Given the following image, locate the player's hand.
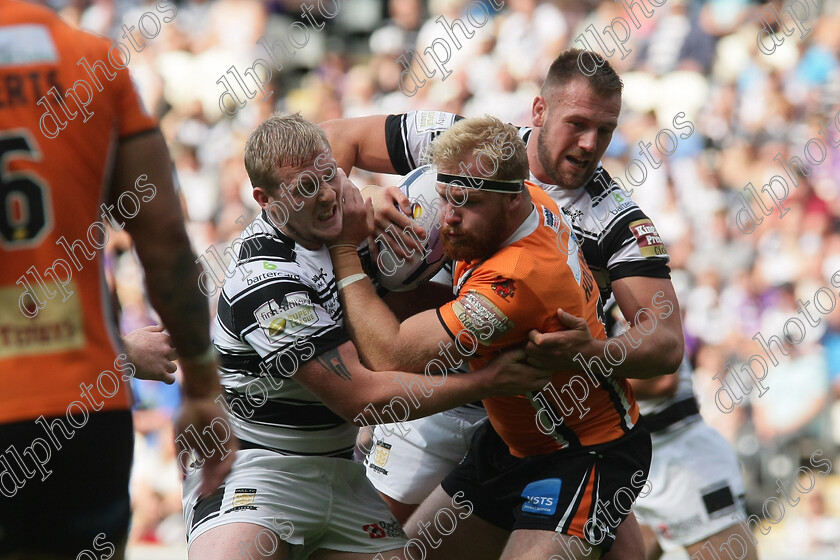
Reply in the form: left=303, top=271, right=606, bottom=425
left=525, top=308, right=595, bottom=370
left=173, top=378, right=237, bottom=497
left=123, top=325, right=177, bottom=384
left=366, top=185, right=425, bottom=260
left=331, top=173, right=375, bottom=247
left=482, top=349, right=552, bottom=397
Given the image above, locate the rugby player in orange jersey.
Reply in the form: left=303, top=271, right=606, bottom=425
left=0, top=2, right=232, bottom=558
left=328, top=116, right=651, bottom=559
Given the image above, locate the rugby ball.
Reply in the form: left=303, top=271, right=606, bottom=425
left=374, top=165, right=447, bottom=292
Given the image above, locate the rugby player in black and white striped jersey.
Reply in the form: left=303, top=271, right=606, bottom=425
left=180, top=113, right=552, bottom=560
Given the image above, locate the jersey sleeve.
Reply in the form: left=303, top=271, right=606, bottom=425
left=112, top=67, right=158, bottom=138
left=592, top=170, right=671, bottom=281
left=385, top=110, right=462, bottom=175
left=603, top=209, right=672, bottom=281
left=220, top=260, right=349, bottom=372
left=436, top=263, right=557, bottom=354
left=97, top=38, right=157, bottom=139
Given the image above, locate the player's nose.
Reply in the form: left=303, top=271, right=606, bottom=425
left=319, top=181, right=337, bottom=203
left=579, top=128, right=597, bottom=152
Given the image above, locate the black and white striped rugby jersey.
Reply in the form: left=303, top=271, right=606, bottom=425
left=384, top=110, right=672, bottom=304
left=212, top=210, right=357, bottom=458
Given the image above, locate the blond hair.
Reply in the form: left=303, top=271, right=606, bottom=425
left=428, top=115, right=528, bottom=181
left=244, top=112, right=329, bottom=193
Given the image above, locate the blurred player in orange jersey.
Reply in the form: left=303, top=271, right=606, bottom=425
left=0, top=1, right=233, bottom=558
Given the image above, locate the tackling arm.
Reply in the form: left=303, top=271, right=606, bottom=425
left=330, top=243, right=466, bottom=372
left=320, top=115, right=394, bottom=175
left=526, top=277, right=684, bottom=379
left=294, top=340, right=550, bottom=425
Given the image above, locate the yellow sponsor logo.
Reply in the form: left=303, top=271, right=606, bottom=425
left=374, top=445, right=391, bottom=467
left=232, top=489, right=256, bottom=507
left=268, top=317, right=286, bottom=337
left=0, top=282, right=85, bottom=359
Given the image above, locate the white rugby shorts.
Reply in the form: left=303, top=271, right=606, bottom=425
left=183, top=448, right=408, bottom=559
left=363, top=408, right=488, bottom=504
left=634, top=420, right=748, bottom=550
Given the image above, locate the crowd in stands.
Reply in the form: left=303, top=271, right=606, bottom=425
left=47, top=0, right=840, bottom=555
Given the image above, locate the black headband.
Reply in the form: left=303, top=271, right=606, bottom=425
left=436, top=173, right=524, bottom=193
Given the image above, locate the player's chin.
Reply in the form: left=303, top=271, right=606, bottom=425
left=442, top=239, right=481, bottom=262
left=556, top=163, right=591, bottom=188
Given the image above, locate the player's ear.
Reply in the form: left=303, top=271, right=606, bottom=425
left=252, top=186, right=271, bottom=208
left=508, top=190, right=523, bottom=209
left=532, top=96, right=547, bottom=127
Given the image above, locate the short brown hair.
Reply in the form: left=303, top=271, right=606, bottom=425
left=428, top=115, right=528, bottom=182
left=244, top=112, right=329, bottom=193
left=541, top=48, right=623, bottom=98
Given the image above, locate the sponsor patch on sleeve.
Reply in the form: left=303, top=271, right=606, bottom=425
left=451, top=290, right=514, bottom=345
left=413, top=110, right=456, bottom=133
left=629, top=219, right=668, bottom=258
left=521, top=478, right=562, bottom=516
left=254, top=292, right=318, bottom=341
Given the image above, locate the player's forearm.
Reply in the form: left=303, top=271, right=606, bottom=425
left=583, top=320, right=684, bottom=379
left=628, top=371, right=679, bottom=399
left=112, top=132, right=217, bottom=393
left=139, top=242, right=208, bottom=353
left=352, top=368, right=490, bottom=426
left=607, top=279, right=685, bottom=379
left=329, top=247, right=420, bottom=371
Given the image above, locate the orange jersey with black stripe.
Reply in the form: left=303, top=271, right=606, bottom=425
left=0, top=0, right=157, bottom=423
left=438, top=184, right=639, bottom=456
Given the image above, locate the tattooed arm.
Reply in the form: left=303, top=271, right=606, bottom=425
left=112, top=131, right=233, bottom=496
left=112, top=131, right=213, bottom=375
left=293, top=341, right=552, bottom=426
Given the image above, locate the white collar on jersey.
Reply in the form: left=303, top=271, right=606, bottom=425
left=527, top=163, right=604, bottom=193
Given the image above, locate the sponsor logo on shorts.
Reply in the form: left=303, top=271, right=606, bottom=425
left=656, top=514, right=702, bottom=539
left=363, top=523, right=386, bottom=539
left=232, top=488, right=256, bottom=507
left=225, top=488, right=258, bottom=513
left=629, top=219, right=668, bottom=258
left=521, top=478, right=562, bottom=516
left=373, top=442, right=391, bottom=468
left=701, top=483, right=736, bottom=518
left=363, top=520, right=406, bottom=539
left=415, top=110, right=454, bottom=132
